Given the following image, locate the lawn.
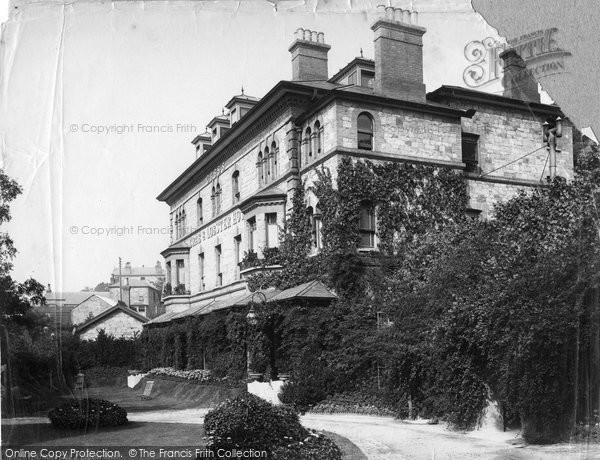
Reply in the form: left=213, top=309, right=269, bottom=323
left=2, top=379, right=367, bottom=459
left=2, top=421, right=205, bottom=446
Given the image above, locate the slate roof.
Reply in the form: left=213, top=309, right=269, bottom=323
left=269, top=280, right=337, bottom=302
left=45, top=292, right=99, bottom=306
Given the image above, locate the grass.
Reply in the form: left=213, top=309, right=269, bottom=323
left=2, top=421, right=205, bottom=447
left=3, top=379, right=367, bottom=459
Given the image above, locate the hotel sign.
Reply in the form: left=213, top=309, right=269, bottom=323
left=188, top=209, right=243, bottom=248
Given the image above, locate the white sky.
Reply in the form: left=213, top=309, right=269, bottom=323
left=1, top=0, right=507, bottom=291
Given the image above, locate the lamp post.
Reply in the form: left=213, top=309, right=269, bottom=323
left=543, top=116, right=563, bottom=180
left=246, top=292, right=266, bottom=383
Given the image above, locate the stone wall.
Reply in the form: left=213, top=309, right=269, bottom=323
left=441, top=99, right=573, bottom=181
left=334, top=101, right=462, bottom=164
left=79, top=311, right=144, bottom=340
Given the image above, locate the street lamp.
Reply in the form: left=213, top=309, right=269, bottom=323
left=246, top=292, right=266, bottom=382
left=543, top=116, right=563, bottom=180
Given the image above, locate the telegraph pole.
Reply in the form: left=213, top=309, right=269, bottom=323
left=119, top=257, right=123, bottom=302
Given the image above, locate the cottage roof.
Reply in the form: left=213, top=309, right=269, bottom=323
left=75, top=303, right=148, bottom=333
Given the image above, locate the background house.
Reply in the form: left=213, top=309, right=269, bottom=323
left=74, top=303, right=148, bottom=340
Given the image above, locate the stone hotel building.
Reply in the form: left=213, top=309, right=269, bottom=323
left=156, top=6, right=573, bottom=314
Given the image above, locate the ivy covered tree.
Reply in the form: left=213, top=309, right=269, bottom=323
left=0, top=170, right=45, bottom=325
left=380, top=149, right=600, bottom=441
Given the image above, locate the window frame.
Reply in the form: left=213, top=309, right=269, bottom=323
left=358, top=201, right=376, bottom=249
left=357, top=112, right=374, bottom=151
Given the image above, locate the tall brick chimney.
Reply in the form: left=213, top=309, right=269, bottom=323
left=500, top=49, right=540, bottom=103
left=288, top=28, right=331, bottom=81
left=371, top=5, right=426, bottom=102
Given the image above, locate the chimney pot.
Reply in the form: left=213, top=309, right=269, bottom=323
left=410, top=11, right=418, bottom=26
left=376, top=5, right=385, bottom=18
left=289, top=28, right=331, bottom=81
left=394, top=8, right=403, bottom=22
left=402, top=10, right=411, bottom=23
left=385, top=6, right=394, bottom=20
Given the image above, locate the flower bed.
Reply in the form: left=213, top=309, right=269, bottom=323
left=148, top=367, right=212, bottom=381
left=48, top=398, right=128, bottom=429
left=146, top=367, right=244, bottom=388
left=309, top=391, right=397, bottom=417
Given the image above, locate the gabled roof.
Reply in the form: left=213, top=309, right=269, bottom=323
left=75, top=303, right=148, bottom=333
left=270, top=280, right=337, bottom=302
left=45, top=292, right=100, bottom=306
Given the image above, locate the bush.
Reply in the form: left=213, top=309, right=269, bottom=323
left=279, top=380, right=326, bottom=414
left=48, top=398, right=128, bottom=429
left=204, top=393, right=340, bottom=459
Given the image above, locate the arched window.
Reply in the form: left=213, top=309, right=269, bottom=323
left=257, top=152, right=264, bottom=185
left=211, top=187, right=216, bottom=217
left=264, top=147, right=271, bottom=182
left=306, top=205, right=323, bottom=251
left=314, top=121, right=322, bottom=156
left=197, top=197, right=203, bottom=227
left=358, top=201, right=376, bottom=248
left=305, top=127, right=313, bottom=162
left=232, top=171, right=240, bottom=204
left=271, top=141, right=278, bottom=179
left=181, top=209, right=187, bottom=236
left=215, top=183, right=222, bottom=214
left=357, top=112, right=374, bottom=150
left=314, top=203, right=323, bottom=250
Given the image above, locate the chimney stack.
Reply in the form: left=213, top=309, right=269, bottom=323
left=500, top=49, right=540, bottom=103
left=371, top=5, right=426, bottom=102
left=288, top=28, right=331, bottom=81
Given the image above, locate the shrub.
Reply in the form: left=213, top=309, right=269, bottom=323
left=204, top=393, right=340, bottom=459
left=48, top=398, right=128, bottom=429
left=279, top=380, right=326, bottom=414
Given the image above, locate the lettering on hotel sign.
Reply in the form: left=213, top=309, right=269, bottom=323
left=189, top=210, right=243, bottom=248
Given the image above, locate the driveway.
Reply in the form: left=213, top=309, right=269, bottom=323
left=300, top=413, right=600, bottom=460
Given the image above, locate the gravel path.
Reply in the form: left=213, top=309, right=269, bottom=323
left=300, top=413, right=600, bottom=460
left=5, top=410, right=599, bottom=459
